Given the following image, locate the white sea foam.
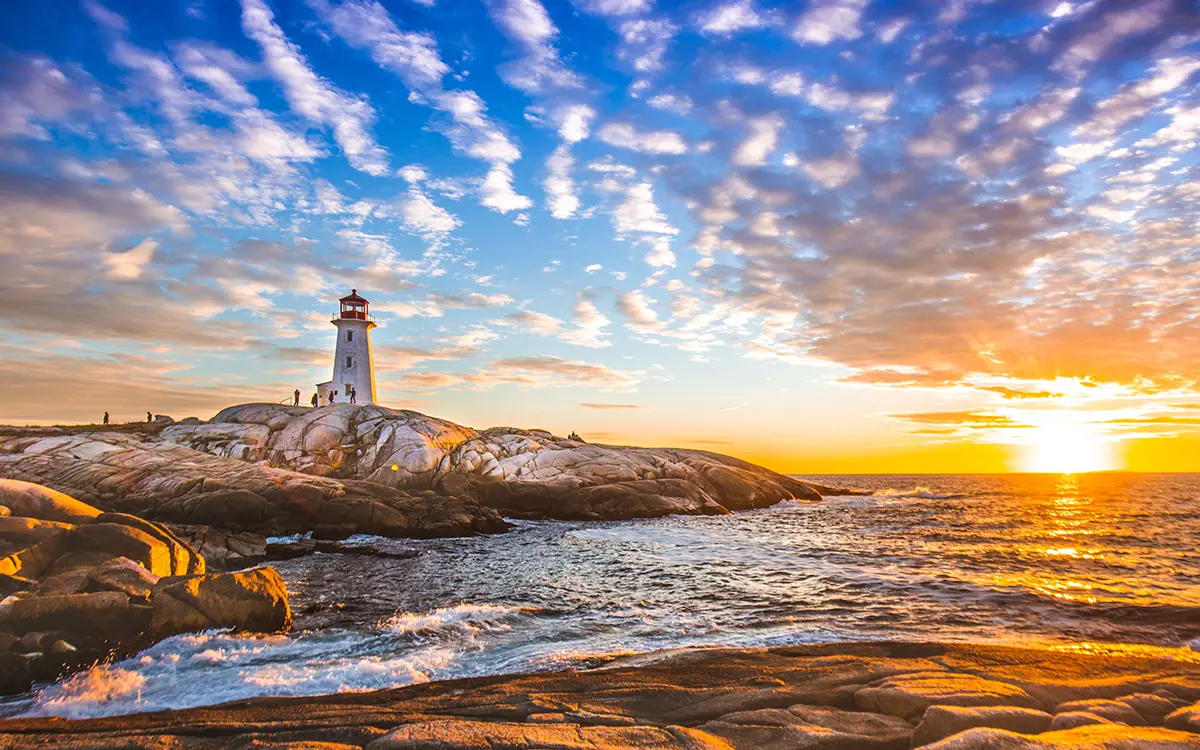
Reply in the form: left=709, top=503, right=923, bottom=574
left=381, top=603, right=525, bottom=639
left=869, top=486, right=959, bottom=499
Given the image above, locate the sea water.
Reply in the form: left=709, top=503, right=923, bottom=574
left=4, top=472, right=1198, bottom=718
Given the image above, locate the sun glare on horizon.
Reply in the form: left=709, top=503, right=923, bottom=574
left=1018, top=423, right=1118, bottom=474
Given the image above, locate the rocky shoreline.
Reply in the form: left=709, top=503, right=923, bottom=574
left=0, top=479, right=291, bottom=695
left=0, top=403, right=831, bottom=546
left=2, top=641, right=1199, bottom=748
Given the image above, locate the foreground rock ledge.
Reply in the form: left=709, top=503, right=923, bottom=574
left=2, top=642, right=1200, bottom=748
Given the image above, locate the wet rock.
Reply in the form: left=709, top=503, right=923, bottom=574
left=856, top=672, right=1044, bottom=720
left=267, top=539, right=318, bottom=560
left=313, top=541, right=419, bottom=559
left=87, top=556, right=160, bottom=599
left=913, top=706, right=1054, bottom=745
left=920, top=724, right=1200, bottom=748
left=1054, top=698, right=1145, bottom=725
left=150, top=566, right=291, bottom=637
left=366, top=720, right=732, bottom=750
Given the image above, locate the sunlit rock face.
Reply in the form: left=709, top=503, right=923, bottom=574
left=0, top=431, right=506, bottom=539
left=0, top=479, right=290, bottom=695
left=162, top=403, right=821, bottom=520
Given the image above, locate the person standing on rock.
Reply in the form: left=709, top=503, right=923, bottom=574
left=311, top=392, right=318, bottom=408
left=349, top=385, right=357, bottom=404
left=103, top=412, right=109, bottom=426
left=147, top=411, right=152, bottom=423
left=293, top=389, right=300, bottom=406
left=329, top=390, right=337, bottom=404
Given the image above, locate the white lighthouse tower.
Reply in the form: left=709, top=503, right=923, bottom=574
left=316, top=289, right=378, bottom=406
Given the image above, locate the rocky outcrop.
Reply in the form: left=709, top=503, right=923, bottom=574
left=0, top=642, right=1198, bottom=748
left=0, top=433, right=507, bottom=539
left=162, top=403, right=822, bottom=520
left=0, top=480, right=292, bottom=694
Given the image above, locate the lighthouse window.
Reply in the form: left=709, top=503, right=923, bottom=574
left=346, top=331, right=353, bottom=342
left=346, top=356, right=353, bottom=368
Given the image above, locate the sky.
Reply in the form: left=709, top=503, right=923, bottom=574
left=2, top=0, right=1199, bottom=474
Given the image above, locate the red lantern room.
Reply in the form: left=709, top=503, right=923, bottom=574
left=338, top=289, right=371, bottom=321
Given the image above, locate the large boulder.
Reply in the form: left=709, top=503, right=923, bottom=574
left=0, top=479, right=101, bottom=524
left=150, top=566, right=291, bottom=637
left=0, top=591, right=138, bottom=636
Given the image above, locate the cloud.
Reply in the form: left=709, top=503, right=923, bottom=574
left=396, top=184, right=460, bottom=248
left=560, top=292, right=613, bottom=347
left=616, top=18, right=678, bottom=74
left=597, top=122, right=688, bottom=154
left=581, top=402, right=643, bottom=409
left=240, top=0, right=389, bottom=175
left=103, top=238, right=158, bottom=280
left=889, top=410, right=1025, bottom=429
left=573, top=0, right=650, bottom=16
left=697, top=0, right=771, bottom=36
left=733, top=113, right=784, bottom=167
left=486, top=0, right=583, bottom=93
left=544, top=144, right=580, bottom=219
left=793, top=0, right=868, bottom=45
left=617, top=289, right=664, bottom=333
left=0, top=56, right=103, bottom=139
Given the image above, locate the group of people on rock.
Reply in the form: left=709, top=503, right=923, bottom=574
left=292, top=386, right=358, bottom=407
left=100, top=411, right=156, bottom=425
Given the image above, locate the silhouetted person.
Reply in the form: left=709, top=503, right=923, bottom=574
left=293, top=389, right=300, bottom=406
left=349, top=385, right=357, bottom=404
left=103, top=412, right=109, bottom=426
left=311, top=392, right=318, bottom=408
left=329, top=390, right=337, bottom=404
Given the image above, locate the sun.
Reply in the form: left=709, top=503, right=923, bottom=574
left=1018, top=423, right=1117, bottom=473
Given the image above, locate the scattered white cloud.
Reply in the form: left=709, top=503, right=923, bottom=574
left=793, top=0, right=868, bottom=45
left=241, top=0, right=389, bottom=175
left=597, top=122, right=687, bottom=154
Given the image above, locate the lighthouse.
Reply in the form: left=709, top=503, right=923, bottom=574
left=316, top=289, right=378, bottom=406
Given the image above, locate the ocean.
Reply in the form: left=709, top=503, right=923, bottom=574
left=4, top=472, right=1198, bottom=718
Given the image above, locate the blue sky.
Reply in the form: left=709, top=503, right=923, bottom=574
left=2, top=0, right=1199, bottom=471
